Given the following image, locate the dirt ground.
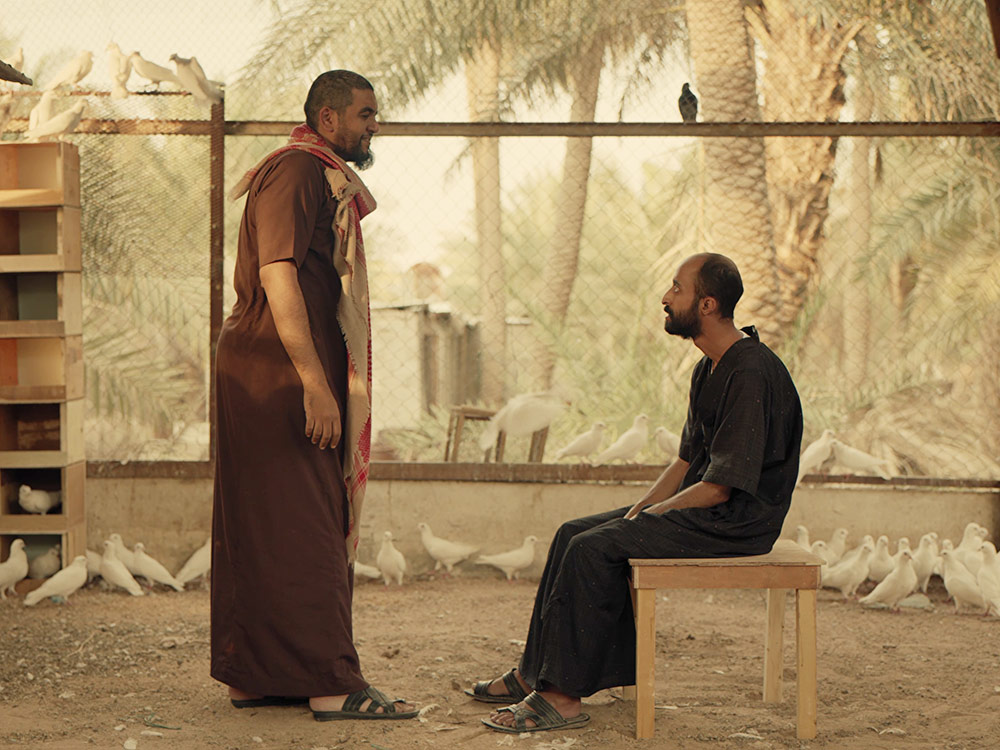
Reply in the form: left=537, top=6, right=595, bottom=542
left=1, top=573, right=998, bottom=750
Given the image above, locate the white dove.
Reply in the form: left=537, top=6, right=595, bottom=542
left=133, top=543, right=184, bottom=591
left=891, top=537, right=911, bottom=566
left=44, top=50, right=93, bottom=90
left=830, top=439, right=891, bottom=479
left=940, top=548, right=985, bottom=613
left=479, top=391, right=570, bottom=453
left=837, top=535, right=874, bottom=570
left=24, top=100, right=87, bottom=142
left=128, top=52, right=180, bottom=88
left=175, top=537, right=211, bottom=585
left=0, top=539, right=28, bottom=600
left=554, top=422, right=605, bottom=461
left=376, top=531, right=406, bottom=586
left=977, top=542, right=1000, bottom=616
left=795, top=429, right=835, bottom=485
left=594, top=414, right=649, bottom=464
left=28, top=91, right=56, bottom=131
left=105, top=42, right=131, bottom=99
left=475, top=536, right=538, bottom=581
left=24, top=556, right=88, bottom=606
left=417, top=522, right=478, bottom=574
left=859, top=549, right=917, bottom=610
left=85, top=549, right=103, bottom=581
left=353, top=561, right=381, bottom=582
left=954, top=522, right=988, bottom=576
left=867, top=536, right=895, bottom=583
left=169, top=54, right=222, bottom=105
left=99, top=540, right=143, bottom=596
left=654, top=426, right=681, bottom=458
left=911, top=534, right=939, bottom=592
left=825, top=528, right=849, bottom=565
left=794, top=524, right=811, bottom=553
left=810, top=540, right=833, bottom=565
left=933, top=538, right=954, bottom=577
left=28, top=545, right=61, bottom=579
left=18, top=484, right=61, bottom=514
left=821, top=541, right=873, bottom=598
left=108, top=533, right=139, bottom=574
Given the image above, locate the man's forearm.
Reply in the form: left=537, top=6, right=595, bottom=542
left=259, top=261, right=327, bottom=389
left=648, top=480, right=730, bottom=514
left=637, top=458, right=689, bottom=505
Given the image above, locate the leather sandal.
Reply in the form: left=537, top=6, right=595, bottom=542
left=464, top=667, right=530, bottom=704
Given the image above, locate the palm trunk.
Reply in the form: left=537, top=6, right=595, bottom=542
left=465, top=39, right=506, bottom=405
left=528, top=36, right=604, bottom=389
left=685, top=0, right=781, bottom=344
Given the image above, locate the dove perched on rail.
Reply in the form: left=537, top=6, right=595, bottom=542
left=18, top=485, right=61, bottom=514
left=417, top=522, right=478, bottom=574
left=128, top=52, right=180, bottom=88
left=100, top=540, right=143, bottom=596
left=28, top=545, right=61, bottom=579
left=831, top=439, right=892, bottom=479
left=678, top=83, right=698, bottom=123
left=24, top=556, right=88, bottom=606
left=859, top=549, right=917, bottom=610
left=0, top=539, right=28, bottom=599
left=28, top=91, right=56, bottom=132
left=594, top=414, right=649, bottom=464
left=169, top=54, right=222, bottom=105
left=479, top=391, right=570, bottom=453
left=376, top=531, right=406, bottom=586
left=554, top=422, right=605, bottom=462
left=795, top=429, right=835, bottom=486
left=654, top=426, right=681, bottom=458
left=940, top=548, right=985, bottom=613
left=24, top=100, right=87, bottom=143
left=105, top=42, right=131, bottom=99
left=133, top=543, right=184, bottom=591
left=174, top=537, right=211, bottom=585
left=867, top=535, right=894, bottom=583
left=43, top=50, right=93, bottom=90
left=475, top=536, right=538, bottom=581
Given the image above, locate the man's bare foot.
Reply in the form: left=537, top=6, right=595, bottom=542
left=488, top=690, right=582, bottom=728
left=484, top=668, right=531, bottom=699
left=310, top=692, right=415, bottom=714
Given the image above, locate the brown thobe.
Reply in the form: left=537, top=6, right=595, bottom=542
left=211, top=150, right=367, bottom=697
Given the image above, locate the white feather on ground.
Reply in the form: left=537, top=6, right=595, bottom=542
left=24, top=556, right=88, bottom=606
left=18, top=485, right=60, bottom=514
left=376, top=531, right=406, bottom=586
left=860, top=549, right=917, bottom=609
left=43, top=51, right=93, bottom=90
left=830, top=439, right=892, bottom=479
left=0, top=539, right=28, bottom=600
left=28, top=545, right=61, bottom=579
left=24, top=100, right=87, bottom=142
left=99, top=540, right=144, bottom=596
left=133, top=543, right=184, bottom=591
left=417, top=522, right=478, bottom=574
left=594, top=414, right=649, bottom=464
left=475, top=536, right=538, bottom=581
left=478, top=391, right=571, bottom=453
left=940, top=548, right=985, bottom=613
left=867, top=536, right=895, bottom=583
left=977, top=542, right=1000, bottom=616
left=796, top=429, right=835, bottom=485
left=174, top=537, right=211, bottom=585
left=654, top=426, right=681, bottom=458
left=554, top=422, right=605, bottom=461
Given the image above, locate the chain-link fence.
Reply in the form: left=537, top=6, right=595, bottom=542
left=3, top=0, right=999, bottom=478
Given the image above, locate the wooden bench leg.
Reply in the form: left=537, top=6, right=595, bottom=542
left=634, top=587, right=656, bottom=739
left=763, top=588, right=786, bottom=703
left=796, top=588, right=818, bottom=739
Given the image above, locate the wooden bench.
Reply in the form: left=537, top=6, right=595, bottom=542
left=625, top=540, right=822, bottom=740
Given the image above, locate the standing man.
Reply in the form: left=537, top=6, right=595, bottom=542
left=212, top=70, right=416, bottom=721
left=470, top=253, right=803, bottom=734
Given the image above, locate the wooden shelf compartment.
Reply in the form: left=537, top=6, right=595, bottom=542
left=0, top=143, right=80, bottom=208
left=2, top=525, right=86, bottom=582
left=0, top=401, right=84, bottom=467
left=0, top=272, right=81, bottom=337
left=0, top=335, right=84, bottom=402
left=0, top=462, right=84, bottom=522
left=0, top=207, right=82, bottom=273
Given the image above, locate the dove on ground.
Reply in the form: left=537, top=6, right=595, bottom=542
left=554, top=422, right=606, bottom=462
left=478, top=391, right=571, bottom=453
left=594, top=414, right=649, bottom=464
left=821, top=541, right=873, bottom=598
left=954, top=522, right=988, bottom=576
left=933, top=538, right=954, bottom=577
left=24, top=556, right=88, bottom=606
left=867, top=535, right=895, bottom=583
left=794, top=524, right=811, bottom=553
left=977, top=542, right=1000, bottom=616
left=417, top=522, right=478, bottom=574
left=174, top=537, right=211, bottom=585
left=837, top=535, right=874, bottom=570
left=891, top=537, right=911, bottom=567
left=475, top=536, right=538, bottom=581
left=826, top=528, right=849, bottom=565
left=128, top=52, right=180, bottom=88
left=169, top=54, right=222, bottom=105
left=44, top=51, right=93, bottom=90
left=859, top=549, right=918, bottom=610
left=376, top=531, right=406, bottom=586
left=105, top=42, right=131, bottom=99
left=85, top=548, right=103, bottom=581
left=28, top=545, right=61, bottom=579
left=99, top=540, right=143, bottom=596
left=0, top=539, right=28, bottom=599
left=353, top=561, right=381, bottom=581
left=108, top=533, right=139, bottom=574
left=795, top=429, right=835, bottom=486
left=940, top=548, right=985, bottom=613
left=912, top=534, right=939, bottom=592
left=133, top=543, right=184, bottom=591
left=24, top=100, right=87, bottom=142
left=654, top=426, right=681, bottom=458
left=28, top=91, right=56, bottom=131
left=18, top=484, right=61, bottom=514
left=830, top=439, right=892, bottom=479
left=678, top=82, right=698, bottom=123
left=810, top=540, right=833, bottom=565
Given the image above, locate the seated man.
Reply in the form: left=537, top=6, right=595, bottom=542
left=469, top=252, right=803, bottom=734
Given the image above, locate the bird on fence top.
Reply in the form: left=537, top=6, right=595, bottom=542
left=133, top=543, right=184, bottom=591
left=678, top=82, right=698, bottom=123
left=0, top=539, right=28, bottom=600
left=28, top=545, right=61, bottom=579
left=654, top=426, right=681, bottom=458
left=28, top=91, right=56, bottom=131
left=478, top=390, right=571, bottom=453
left=594, top=414, right=649, bottom=464
left=105, top=42, right=131, bottom=99
left=475, top=536, right=538, bottom=581
left=24, top=556, right=88, bottom=606
left=795, top=429, right=835, bottom=486
left=18, top=485, right=60, bottom=514
left=376, top=531, right=407, bottom=586
left=169, top=53, right=222, bottom=106
left=128, top=51, right=180, bottom=88
left=99, top=540, right=144, bottom=596
left=417, top=522, right=478, bottom=574
left=174, top=537, right=211, bottom=585
left=859, top=549, right=917, bottom=610
left=830, top=438, right=892, bottom=479
left=43, top=50, right=92, bottom=90
left=23, top=99, right=87, bottom=143
left=554, top=421, right=606, bottom=462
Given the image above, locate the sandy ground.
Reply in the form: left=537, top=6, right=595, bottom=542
left=1, top=573, right=999, bottom=750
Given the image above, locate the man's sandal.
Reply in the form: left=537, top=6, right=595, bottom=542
left=311, top=686, right=418, bottom=721
left=465, top=667, right=530, bottom=704
left=481, top=691, right=591, bottom=734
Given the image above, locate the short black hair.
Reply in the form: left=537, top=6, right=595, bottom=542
left=694, top=253, right=743, bottom=319
left=304, top=70, right=374, bottom=130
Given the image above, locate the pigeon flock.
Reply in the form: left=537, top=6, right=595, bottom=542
left=795, top=429, right=893, bottom=485
left=0, top=534, right=210, bottom=606
left=0, top=44, right=223, bottom=142
left=791, top=521, right=999, bottom=616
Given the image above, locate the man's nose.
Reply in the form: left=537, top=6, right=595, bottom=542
left=370, top=120, right=381, bottom=134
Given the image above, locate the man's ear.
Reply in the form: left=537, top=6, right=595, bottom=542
left=700, top=296, right=718, bottom=315
left=318, top=105, right=339, bottom=132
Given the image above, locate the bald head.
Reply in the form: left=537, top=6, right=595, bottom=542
left=687, top=253, right=743, bottom=319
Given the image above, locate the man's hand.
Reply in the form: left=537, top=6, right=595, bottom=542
left=303, top=382, right=341, bottom=449
left=624, top=499, right=655, bottom=520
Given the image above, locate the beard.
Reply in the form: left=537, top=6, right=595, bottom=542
left=334, top=138, right=374, bottom=170
left=664, top=298, right=702, bottom=339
